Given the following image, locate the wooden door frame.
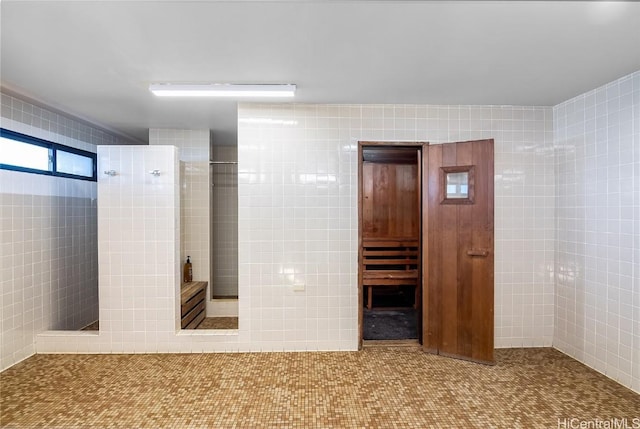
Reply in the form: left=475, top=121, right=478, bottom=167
left=357, top=141, right=428, bottom=349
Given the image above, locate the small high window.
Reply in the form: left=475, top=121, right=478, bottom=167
left=55, top=148, right=95, bottom=179
left=0, top=128, right=96, bottom=181
left=446, top=171, right=469, bottom=199
left=0, top=135, right=51, bottom=172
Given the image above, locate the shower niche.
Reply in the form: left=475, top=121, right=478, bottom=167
left=209, top=146, right=238, bottom=299
left=202, top=144, right=239, bottom=328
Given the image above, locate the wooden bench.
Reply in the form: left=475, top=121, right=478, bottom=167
left=181, top=281, right=207, bottom=329
left=362, top=238, right=419, bottom=310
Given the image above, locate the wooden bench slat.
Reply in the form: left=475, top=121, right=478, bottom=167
left=181, top=281, right=208, bottom=329
left=181, top=281, right=207, bottom=305
left=363, top=250, right=419, bottom=256
left=181, top=299, right=205, bottom=328
left=363, top=277, right=418, bottom=283
left=181, top=289, right=206, bottom=317
left=361, top=239, right=420, bottom=310
left=185, top=309, right=205, bottom=329
left=363, top=237, right=418, bottom=243
left=363, top=243, right=418, bottom=249
left=364, top=259, right=418, bottom=265
left=363, top=279, right=419, bottom=286
left=364, top=269, right=419, bottom=275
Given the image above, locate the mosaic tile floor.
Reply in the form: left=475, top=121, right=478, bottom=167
left=196, top=317, right=239, bottom=330
left=1, top=348, right=638, bottom=428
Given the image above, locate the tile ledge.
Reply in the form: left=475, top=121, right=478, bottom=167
left=177, top=329, right=239, bottom=336
left=38, top=330, right=99, bottom=337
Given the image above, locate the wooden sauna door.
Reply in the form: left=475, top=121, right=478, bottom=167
left=424, top=139, right=495, bottom=364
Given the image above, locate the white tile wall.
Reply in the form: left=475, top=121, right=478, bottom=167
left=1, top=93, right=134, bottom=149
left=553, top=71, right=640, bottom=392
left=94, top=145, right=181, bottom=352
left=0, top=91, right=128, bottom=371
left=149, top=129, right=210, bottom=289
left=0, top=171, right=99, bottom=369
left=237, top=103, right=555, bottom=351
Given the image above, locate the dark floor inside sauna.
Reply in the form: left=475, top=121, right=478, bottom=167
left=364, top=309, right=418, bottom=340
left=363, top=288, right=418, bottom=340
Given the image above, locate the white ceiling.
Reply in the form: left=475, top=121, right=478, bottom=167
left=1, top=1, right=639, bottom=145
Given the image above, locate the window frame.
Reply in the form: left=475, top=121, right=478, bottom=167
left=440, top=165, right=475, bottom=205
left=0, top=128, right=97, bottom=182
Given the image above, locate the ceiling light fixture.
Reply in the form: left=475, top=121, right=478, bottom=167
left=149, top=83, right=296, bottom=98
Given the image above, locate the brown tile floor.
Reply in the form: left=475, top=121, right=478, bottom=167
left=196, top=317, right=239, bottom=330
left=1, top=348, right=638, bottom=428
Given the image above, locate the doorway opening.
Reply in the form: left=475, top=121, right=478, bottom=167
left=210, top=147, right=239, bottom=299
left=203, top=145, right=239, bottom=330
left=358, top=143, right=423, bottom=343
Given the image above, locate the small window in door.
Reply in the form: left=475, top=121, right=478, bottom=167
left=441, top=165, right=475, bottom=204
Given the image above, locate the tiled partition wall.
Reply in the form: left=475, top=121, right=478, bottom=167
left=0, top=92, right=133, bottom=370
left=553, top=71, right=640, bottom=392
left=149, top=129, right=210, bottom=288
left=96, top=146, right=180, bottom=351
left=36, top=146, right=182, bottom=353
left=37, top=145, right=244, bottom=354
left=237, top=103, right=555, bottom=350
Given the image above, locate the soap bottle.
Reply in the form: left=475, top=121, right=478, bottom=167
left=183, top=256, right=193, bottom=283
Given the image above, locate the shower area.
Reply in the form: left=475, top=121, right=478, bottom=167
left=210, top=146, right=239, bottom=301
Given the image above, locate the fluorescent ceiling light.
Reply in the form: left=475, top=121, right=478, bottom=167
left=149, top=83, right=296, bottom=98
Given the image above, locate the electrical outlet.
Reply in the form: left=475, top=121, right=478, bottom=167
left=292, top=284, right=305, bottom=292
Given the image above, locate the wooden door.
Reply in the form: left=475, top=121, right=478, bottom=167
left=424, top=139, right=494, bottom=364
